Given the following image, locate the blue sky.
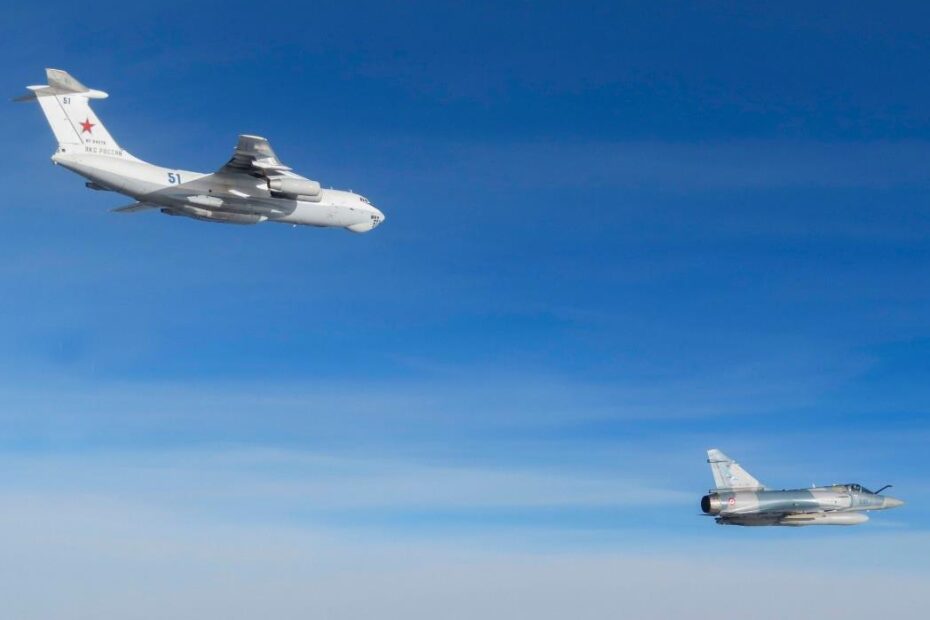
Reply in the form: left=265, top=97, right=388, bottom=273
left=2, top=2, right=930, bottom=617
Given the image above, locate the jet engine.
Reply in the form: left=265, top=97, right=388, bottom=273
left=267, top=177, right=322, bottom=199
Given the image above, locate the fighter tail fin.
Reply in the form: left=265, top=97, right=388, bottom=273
left=707, top=449, right=766, bottom=490
left=15, top=68, right=137, bottom=161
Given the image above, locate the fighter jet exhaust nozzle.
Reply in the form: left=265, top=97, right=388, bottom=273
left=701, top=494, right=723, bottom=515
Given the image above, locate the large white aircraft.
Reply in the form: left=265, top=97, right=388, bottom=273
left=16, top=69, right=385, bottom=231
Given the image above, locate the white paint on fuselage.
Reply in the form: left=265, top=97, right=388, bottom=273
left=52, top=151, right=385, bottom=232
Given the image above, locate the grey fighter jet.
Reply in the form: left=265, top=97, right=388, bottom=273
left=700, top=449, right=903, bottom=526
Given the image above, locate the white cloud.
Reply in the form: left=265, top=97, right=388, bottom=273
left=0, top=350, right=864, bottom=443
left=0, top=448, right=688, bottom=513
left=0, top=491, right=926, bottom=620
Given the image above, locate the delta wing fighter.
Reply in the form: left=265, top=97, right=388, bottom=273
left=16, top=69, right=384, bottom=232
left=700, top=449, right=903, bottom=526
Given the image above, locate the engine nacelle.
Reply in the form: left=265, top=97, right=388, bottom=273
left=267, top=177, right=322, bottom=198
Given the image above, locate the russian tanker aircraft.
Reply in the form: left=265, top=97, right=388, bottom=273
left=16, top=69, right=385, bottom=231
left=700, top=449, right=903, bottom=526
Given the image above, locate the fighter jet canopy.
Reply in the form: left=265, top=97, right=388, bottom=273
left=833, top=483, right=874, bottom=493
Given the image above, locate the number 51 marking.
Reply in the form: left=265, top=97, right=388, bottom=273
left=167, top=172, right=182, bottom=184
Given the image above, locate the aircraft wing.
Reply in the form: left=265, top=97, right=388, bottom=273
left=217, top=134, right=292, bottom=175
left=727, top=505, right=824, bottom=516
left=112, top=201, right=158, bottom=213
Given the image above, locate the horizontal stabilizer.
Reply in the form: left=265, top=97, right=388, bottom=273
left=46, top=68, right=89, bottom=93
left=14, top=68, right=109, bottom=102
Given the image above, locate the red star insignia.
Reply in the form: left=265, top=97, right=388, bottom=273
left=80, top=118, right=95, bottom=134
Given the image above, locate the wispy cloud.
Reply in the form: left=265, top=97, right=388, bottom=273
left=0, top=491, right=927, bottom=619
left=0, top=448, right=688, bottom=515
left=0, top=353, right=866, bottom=449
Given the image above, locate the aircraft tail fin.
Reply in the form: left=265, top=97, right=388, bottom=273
left=15, top=68, right=137, bottom=161
left=707, top=449, right=766, bottom=490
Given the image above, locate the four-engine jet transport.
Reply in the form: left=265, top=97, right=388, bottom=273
left=701, top=449, right=904, bottom=526
left=17, top=69, right=385, bottom=231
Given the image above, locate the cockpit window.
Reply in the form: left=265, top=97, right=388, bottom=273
left=846, top=484, right=872, bottom=494
left=359, top=196, right=370, bottom=204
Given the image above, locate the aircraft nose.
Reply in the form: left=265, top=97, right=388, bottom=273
left=373, top=208, right=385, bottom=227
left=882, top=496, right=904, bottom=509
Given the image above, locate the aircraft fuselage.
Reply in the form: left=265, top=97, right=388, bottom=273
left=701, top=484, right=904, bottom=526
left=53, top=151, right=384, bottom=231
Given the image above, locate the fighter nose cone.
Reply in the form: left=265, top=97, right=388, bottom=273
left=882, top=496, right=904, bottom=509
